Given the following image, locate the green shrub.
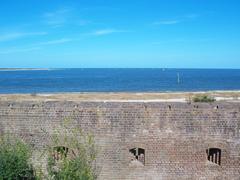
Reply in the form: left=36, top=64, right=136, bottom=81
left=193, top=95, right=215, bottom=103
left=46, top=120, right=98, bottom=180
left=0, top=135, right=35, bottom=180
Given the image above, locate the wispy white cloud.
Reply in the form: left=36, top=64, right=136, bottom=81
left=151, top=38, right=211, bottom=45
left=37, top=38, right=72, bottom=45
left=0, top=47, right=41, bottom=54
left=153, top=20, right=182, bottom=25
left=43, top=7, right=90, bottom=27
left=153, top=13, right=200, bottom=26
left=184, top=14, right=200, bottom=19
left=76, top=20, right=92, bottom=26
left=89, top=29, right=128, bottom=36
left=0, top=38, right=72, bottom=54
left=0, top=32, right=47, bottom=42
left=43, top=8, right=72, bottom=27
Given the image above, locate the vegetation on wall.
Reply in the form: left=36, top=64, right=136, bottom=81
left=0, top=119, right=97, bottom=180
left=44, top=119, right=98, bottom=180
left=193, top=95, right=215, bottom=103
left=0, top=135, right=35, bottom=179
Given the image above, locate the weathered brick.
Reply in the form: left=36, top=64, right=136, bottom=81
left=0, top=101, right=239, bottom=179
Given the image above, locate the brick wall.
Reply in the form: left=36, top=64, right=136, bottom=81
left=0, top=101, right=239, bottom=179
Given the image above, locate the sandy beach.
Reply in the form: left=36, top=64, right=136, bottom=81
left=0, top=91, right=240, bottom=102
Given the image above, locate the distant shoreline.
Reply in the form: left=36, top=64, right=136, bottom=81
left=0, top=68, right=53, bottom=71
left=1, top=68, right=240, bottom=70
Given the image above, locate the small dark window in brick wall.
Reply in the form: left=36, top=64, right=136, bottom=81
left=129, top=148, right=145, bottom=165
left=206, top=148, right=221, bottom=165
left=53, top=146, right=69, bottom=161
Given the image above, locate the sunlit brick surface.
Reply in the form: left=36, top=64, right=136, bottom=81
left=0, top=101, right=240, bottom=179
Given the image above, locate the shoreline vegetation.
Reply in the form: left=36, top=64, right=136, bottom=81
left=0, top=91, right=239, bottom=102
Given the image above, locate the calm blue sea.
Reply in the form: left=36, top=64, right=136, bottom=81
left=0, top=69, right=240, bottom=94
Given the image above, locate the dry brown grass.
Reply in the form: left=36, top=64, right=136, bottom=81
left=0, top=91, right=239, bottom=102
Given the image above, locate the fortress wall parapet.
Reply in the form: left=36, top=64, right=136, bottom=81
left=0, top=101, right=240, bottom=179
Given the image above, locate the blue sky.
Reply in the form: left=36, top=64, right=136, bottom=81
left=0, top=0, right=240, bottom=68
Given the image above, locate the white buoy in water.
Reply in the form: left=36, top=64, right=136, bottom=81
left=177, top=73, right=180, bottom=84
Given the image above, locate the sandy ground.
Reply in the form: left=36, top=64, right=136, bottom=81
left=0, top=91, right=240, bottom=102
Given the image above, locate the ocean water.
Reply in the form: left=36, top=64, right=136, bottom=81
left=0, top=68, right=240, bottom=94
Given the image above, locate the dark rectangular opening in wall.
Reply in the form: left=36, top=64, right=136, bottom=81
left=129, top=148, right=145, bottom=165
left=53, top=146, right=69, bottom=161
left=206, top=148, right=221, bottom=165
